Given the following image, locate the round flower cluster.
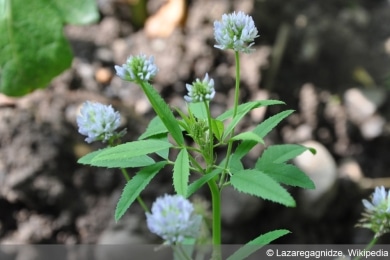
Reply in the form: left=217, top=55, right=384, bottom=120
left=214, top=11, right=259, bottom=53
left=358, top=186, right=390, bottom=238
left=146, top=194, right=202, bottom=244
left=115, top=54, right=158, bottom=83
left=184, top=73, right=215, bottom=103
left=77, top=101, right=123, bottom=144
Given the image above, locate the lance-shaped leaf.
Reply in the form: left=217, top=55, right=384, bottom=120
left=230, top=169, right=295, bottom=207
left=232, top=110, right=294, bottom=161
left=227, top=229, right=290, bottom=260
left=256, top=144, right=309, bottom=166
left=140, top=82, right=184, bottom=146
left=258, top=163, right=315, bottom=189
left=115, top=161, right=166, bottom=221
left=90, top=140, right=172, bottom=166
left=173, top=148, right=190, bottom=196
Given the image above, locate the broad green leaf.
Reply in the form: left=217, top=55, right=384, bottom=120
left=227, top=229, right=290, bottom=260
left=232, top=110, right=294, bottom=161
left=187, top=168, right=222, bottom=198
left=53, top=0, right=99, bottom=24
left=230, top=169, right=295, bottom=207
left=140, top=82, right=184, bottom=146
left=138, top=116, right=168, bottom=140
left=91, top=140, right=172, bottom=165
left=230, top=132, right=264, bottom=144
left=211, top=119, right=224, bottom=141
left=217, top=100, right=285, bottom=121
left=115, top=161, right=166, bottom=221
left=0, top=0, right=99, bottom=96
left=189, top=102, right=208, bottom=120
left=173, top=149, right=190, bottom=196
left=259, top=163, right=315, bottom=189
left=256, top=144, right=308, bottom=166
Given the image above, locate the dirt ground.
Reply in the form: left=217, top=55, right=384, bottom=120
left=1, top=0, right=390, bottom=246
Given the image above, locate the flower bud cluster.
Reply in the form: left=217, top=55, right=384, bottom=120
left=115, top=54, right=158, bottom=83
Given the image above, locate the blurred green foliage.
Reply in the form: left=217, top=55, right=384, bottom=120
left=0, top=0, right=99, bottom=96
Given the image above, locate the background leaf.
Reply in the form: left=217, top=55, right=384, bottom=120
left=0, top=0, right=99, bottom=96
left=115, top=162, right=166, bottom=221
left=230, top=169, right=295, bottom=207
left=173, top=149, right=190, bottom=196
left=227, top=229, right=290, bottom=260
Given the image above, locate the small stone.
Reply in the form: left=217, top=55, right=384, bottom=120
left=95, top=68, right=113, bottom=84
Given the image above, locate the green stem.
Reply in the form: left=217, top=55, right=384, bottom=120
left=219, top=51, right=241, bottom=187
left=120, top=168, right=150, bottom=213
left=353, top=237, right=378, bottom=260
left=207, top=179, right=221, bottom=259
left=204, top=100, right=214, bottom=168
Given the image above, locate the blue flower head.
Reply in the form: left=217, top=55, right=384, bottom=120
left=184, top=73, right=215, bottom=103
left=358, top=186, right=390, bottom=238
left=146, top=194, right=202, bottom=244
left=77, top=101, right=125, bottom=144
left=115, top=54, right=158, bottom=83
left=214, top=11, right=259, bottom=53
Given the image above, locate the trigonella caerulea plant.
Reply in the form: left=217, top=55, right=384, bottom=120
left=77, top=10, right=322, bottom=259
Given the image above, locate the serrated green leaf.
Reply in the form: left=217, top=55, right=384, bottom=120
left=77, top=148, right=107, bottom=165
left=151, top=134, right=170, bottom=160
left=91, top=140, right=172, bottom=165
left=230, top=131, right=264, bottom=144
left=256, top=144, right=308, bottom=166
left=0, top=0, right=99, bottom=96
left=173, top=149, right=190, bottom=196
left=138, top=116, right=168, bottom=140
left=227, top=229, right=290, bottom=260
left=259, top=163, right=315, bottom=189
left=217, top=100, right=285, bottom=121
left=187, top=168, right=222, bottom=198
left=115, top=161, right=166, bottom=221
left=140, top=82, right=184, bottom=146
left=232, top=110, right=294, bottom=161
left=90, top=155, right=155, bottom=168
left=221, top=102, right=264, bottom=140
left=211, top=118, right=224, bottom=141
left=230, top=169, right=295, bottom=207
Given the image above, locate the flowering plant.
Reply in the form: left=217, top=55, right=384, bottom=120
left=77, top=11, right=315, bottom=259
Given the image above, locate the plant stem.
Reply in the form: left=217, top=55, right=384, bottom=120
left=120, top=168, right=150, bottom=213
left=207, top=179, right=221, bottom=259
left=353, top=237, right=378, bottom=260
left=204, top=100, right=214, bottom=168
left=219, top=51, right=241, bottom=187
